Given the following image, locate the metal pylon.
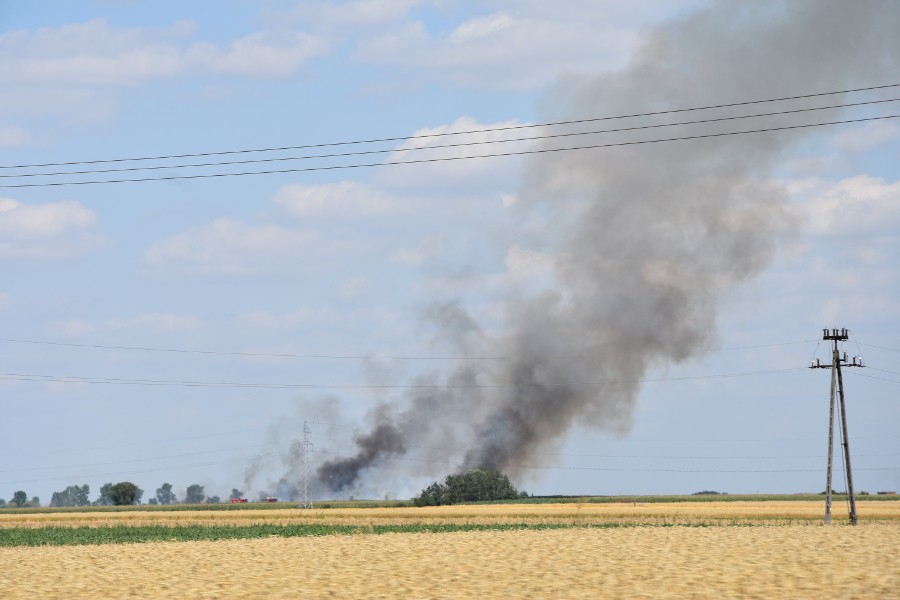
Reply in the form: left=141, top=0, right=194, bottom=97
left=300, top=421, right=313, bottom=509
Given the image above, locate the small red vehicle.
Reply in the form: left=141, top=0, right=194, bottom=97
left=230, top=498, right=249, bottom=503
left=265, top=497, right=278, bottom=503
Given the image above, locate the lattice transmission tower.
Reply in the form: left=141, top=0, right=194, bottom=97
left=299, top=421, right=313, bottom=509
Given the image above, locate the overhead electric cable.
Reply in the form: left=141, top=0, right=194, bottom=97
left=3, top=81, right=897, bottom=170
left=0, top=336, right=816, bottom=360
left=847, top=371, right=900, bottom=385
left=5, top=97, right=897, bottom=180
left=0, top=426, right=272, bottom=459
left=3, top=114, right=897, bottom=189
left=867, top=366, right=900, bottom=376
left=10, top=437, right=896, bottom=476
left=856, top=342, right=900, bottom=353
left=3, top=449, right=896, bottom=486
left=383, top=456, right=900, bottom=475
left=0, top=367, right=806, bottom=389
left=311, top=433, right=899, bottom=461
left=0, top=443, right=265, bottom=474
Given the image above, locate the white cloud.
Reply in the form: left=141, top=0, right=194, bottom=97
left=272, top=0, right=422, bottom=31
left=0, top=198, right=102, bottom=259
left=1, top=19, right=325, bottom=87
left=0, top=198, right=97, bottom=237
left=144, top=217, right=360, bottom=276
left=792, top=175, right=900, bottom=236
left=809, top=255, right=896, bottom=291
left=274, top=181, right=397, bottom=218
left=820, top=293, right=900, bottom=324
left=392, top=115, right=528, bottom=154
left=0, top=125, right=31, bottom=147
left=390, top=235, right=447, bottom=266
left=52, top=318, right=95, bottom=336
left=0, top=19, right=186, bottom=87
left=448, top=12, right=515, bottom=44
left=0, top=18, right=329, bottom=128
left=831, top=120, right=900, bottom=153
left=236, top=308, right=343, bottom=332
left=186, top=29, right=328, bottom=77
left=501, top=193, right=518, bottom=207
left=51, top=313, right=201, bottom=337
left=108, top=313, right=202, bottom=333
left=378, top=116, right=528, bottom=190
left=354, top=10, right=639, bottom=90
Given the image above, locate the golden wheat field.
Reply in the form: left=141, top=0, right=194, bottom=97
left=1, top=501, right=898, bottom=599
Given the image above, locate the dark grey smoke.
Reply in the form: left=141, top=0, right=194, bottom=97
left=318, top=0, right=900, bottom=496
left=317, top=421, right=406, bottom=490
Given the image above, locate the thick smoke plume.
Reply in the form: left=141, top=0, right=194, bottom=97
left=318, top=0, right=900, bottom=496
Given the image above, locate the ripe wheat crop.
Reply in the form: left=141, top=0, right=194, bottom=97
left=1, top=501, right=897, bottom=598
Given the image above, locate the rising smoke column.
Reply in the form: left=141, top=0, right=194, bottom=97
left=318, top=0, right=900, bottom=495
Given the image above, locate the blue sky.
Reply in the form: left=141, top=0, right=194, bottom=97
left=1, top=0, right=898, bottom=505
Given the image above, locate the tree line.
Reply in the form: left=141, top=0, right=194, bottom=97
left=4, top=470, right=524, bottom=509
left=0, top=484, right=251, bottom=508
left=0, top=491, right=41, bottom=508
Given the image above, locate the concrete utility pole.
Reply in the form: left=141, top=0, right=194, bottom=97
left=300, top=421, right=313, bottom=509
left=809, top=328, right=863, bottom=525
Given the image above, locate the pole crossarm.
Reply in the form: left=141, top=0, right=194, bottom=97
left=810, top=329, right=865, bottom=369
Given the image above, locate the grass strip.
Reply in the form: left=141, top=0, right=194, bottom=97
left=0, top=521, right=748, bottom=547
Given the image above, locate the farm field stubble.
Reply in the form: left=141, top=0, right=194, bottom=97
left=2, top=499, right=898, bottom=529
left=1, top=501, right=898, bottom=599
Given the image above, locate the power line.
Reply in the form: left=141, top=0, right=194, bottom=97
left=3, top=418, right=894, bottom=462
left=0, top=425, right=272, bottom=459
left=0, top=450, right=302, bottom=486
left=0, top=443, right=265, bottom=475
left=3, top=446, right=896, bottom=486
left=857, top=342, right=900, bottom=353
left=6, top=440, right=897, bottom=477
left=4, top=82, right=897, bottom=171
left=0, top=367, right=806, bottom=390
left=3, top=113, right=898, bottom=189
left=846, top=371, right=900, bottom=385
left=0, top=336, right=817, bottom=361
left=312, top=432, right=899, bottom=461
left=866, top=366, right=900, bottom=377
left=6, top=97, right=897, bottom=180
left=375, top=455, right=900, bottom=475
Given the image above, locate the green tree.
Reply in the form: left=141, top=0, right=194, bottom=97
left=156, top=483, right=177, bottom=505
left=95, top=483, right=114, bottom=506
left=12, top=490, right=28, bottom=508
left=29, top=496, right=40, bottom=507
left=414, top=470, right=523, bottom=506
left=444, top=469, right=521, bottom=503
left=207, top=495, right=221, bottom=504
left=108, top=482, right=143, bottom=505
left=50, top=485, right=90, bottom=507
left=184, top=484, right=205, bottom=504
left=0, top=498, right=6, bottom=507
left=413, top=482, right=447, bottom=507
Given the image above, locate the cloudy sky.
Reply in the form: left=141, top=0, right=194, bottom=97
left=1, top=0, right=898, bottom=505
